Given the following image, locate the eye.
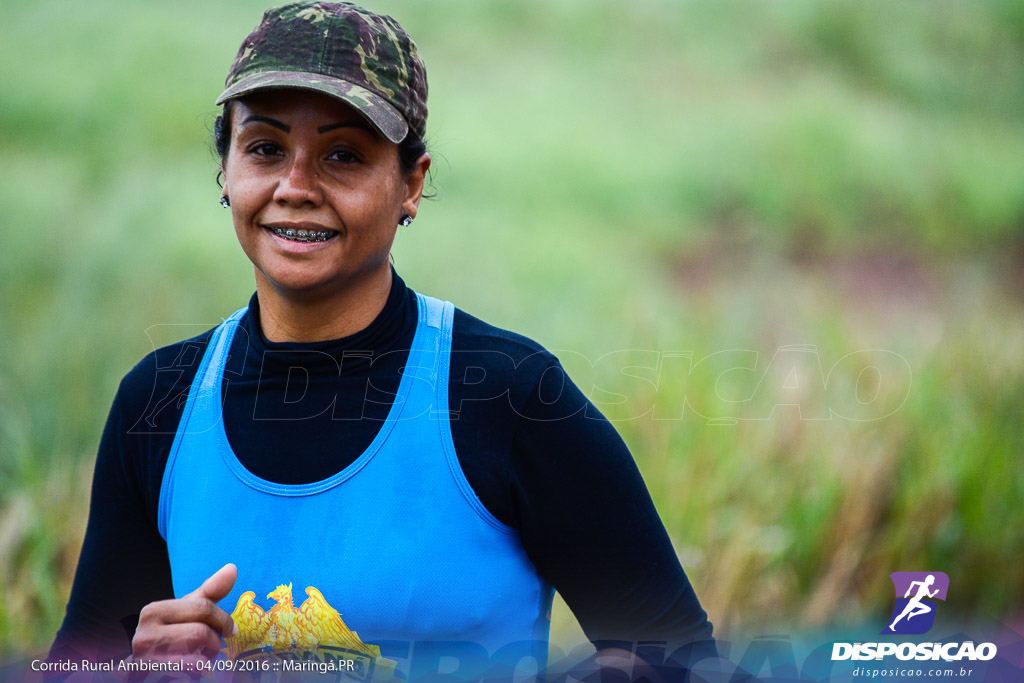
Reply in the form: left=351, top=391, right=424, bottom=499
left=247, top=142, right=282, bottom=157
left=327, top=148, right=360, bottom=164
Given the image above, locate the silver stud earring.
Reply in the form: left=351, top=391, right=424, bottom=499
left=220, top=195, right=230, bottom=208
left=400, top=214, right=413, bottom=227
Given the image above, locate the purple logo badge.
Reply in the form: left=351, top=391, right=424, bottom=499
left=882, top=571, right=949, bottom=635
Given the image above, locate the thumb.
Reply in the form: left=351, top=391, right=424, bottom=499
left=189, top=562, right=238, bottom=603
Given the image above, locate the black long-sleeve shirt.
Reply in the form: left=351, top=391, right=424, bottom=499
left=51, top=269, right=712, bottom=664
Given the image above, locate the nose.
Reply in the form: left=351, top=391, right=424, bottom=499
left=273, top=153, right=323, bottom=207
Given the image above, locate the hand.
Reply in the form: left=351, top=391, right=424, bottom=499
left=129, top=563, right=238, bottom=672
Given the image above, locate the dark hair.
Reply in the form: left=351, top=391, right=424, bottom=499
left=214, top=100, right=428, bottom=175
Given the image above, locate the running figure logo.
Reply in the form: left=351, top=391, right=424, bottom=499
left=883, top=571, right=949, bottom=635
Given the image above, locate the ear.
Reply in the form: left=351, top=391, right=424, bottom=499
left=219, top=157, right=229, bottom=198
left=400, top=153, right=431, bottom=220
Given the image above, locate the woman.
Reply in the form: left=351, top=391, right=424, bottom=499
left=51, top=2, right=713, bottom=679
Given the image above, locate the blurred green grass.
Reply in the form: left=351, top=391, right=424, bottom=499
left=1, top=0, right=1023, bottom=655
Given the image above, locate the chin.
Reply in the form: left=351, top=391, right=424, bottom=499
left=259, top=264, right=383, bottom=299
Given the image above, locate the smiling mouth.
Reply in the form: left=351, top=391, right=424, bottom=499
left=267, top=226, right=338, bottom=243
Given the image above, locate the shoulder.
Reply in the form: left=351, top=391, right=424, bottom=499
left=448, top=306, right=589, bottom=421
left=451, top=307, right=559, bottom=384
left=451, top=306, right=557, bottom=362
left=114, top=325, right=220, bottom=436
left=95, top=324, right=224, bottom=526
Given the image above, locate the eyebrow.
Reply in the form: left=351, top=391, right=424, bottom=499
left=240, top=114, right=290, bottom=132
left=238, top=115, right=375, bottom=137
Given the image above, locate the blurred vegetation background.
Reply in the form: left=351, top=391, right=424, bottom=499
left=2, top=0, right=1023, bottom=658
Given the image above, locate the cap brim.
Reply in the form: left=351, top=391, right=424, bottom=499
left=215, top=71, right=409, bottom=144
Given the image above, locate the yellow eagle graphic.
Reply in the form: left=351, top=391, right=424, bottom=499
left=224, top=583, right=384, bottom=663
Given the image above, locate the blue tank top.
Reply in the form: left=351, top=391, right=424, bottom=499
left=158, top=292, right=554, bottom=680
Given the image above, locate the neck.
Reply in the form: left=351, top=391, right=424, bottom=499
left=255, top=263, right=393, bottom=342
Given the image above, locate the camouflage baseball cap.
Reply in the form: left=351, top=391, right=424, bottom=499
left=216, top=1, right=427, bottom=144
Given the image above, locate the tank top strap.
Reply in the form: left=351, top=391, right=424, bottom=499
left=398, top=292, right=455, bottom=420
left=157, top=306, right=246, bottom=539
left=198, top=307, right=248, bottom=394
